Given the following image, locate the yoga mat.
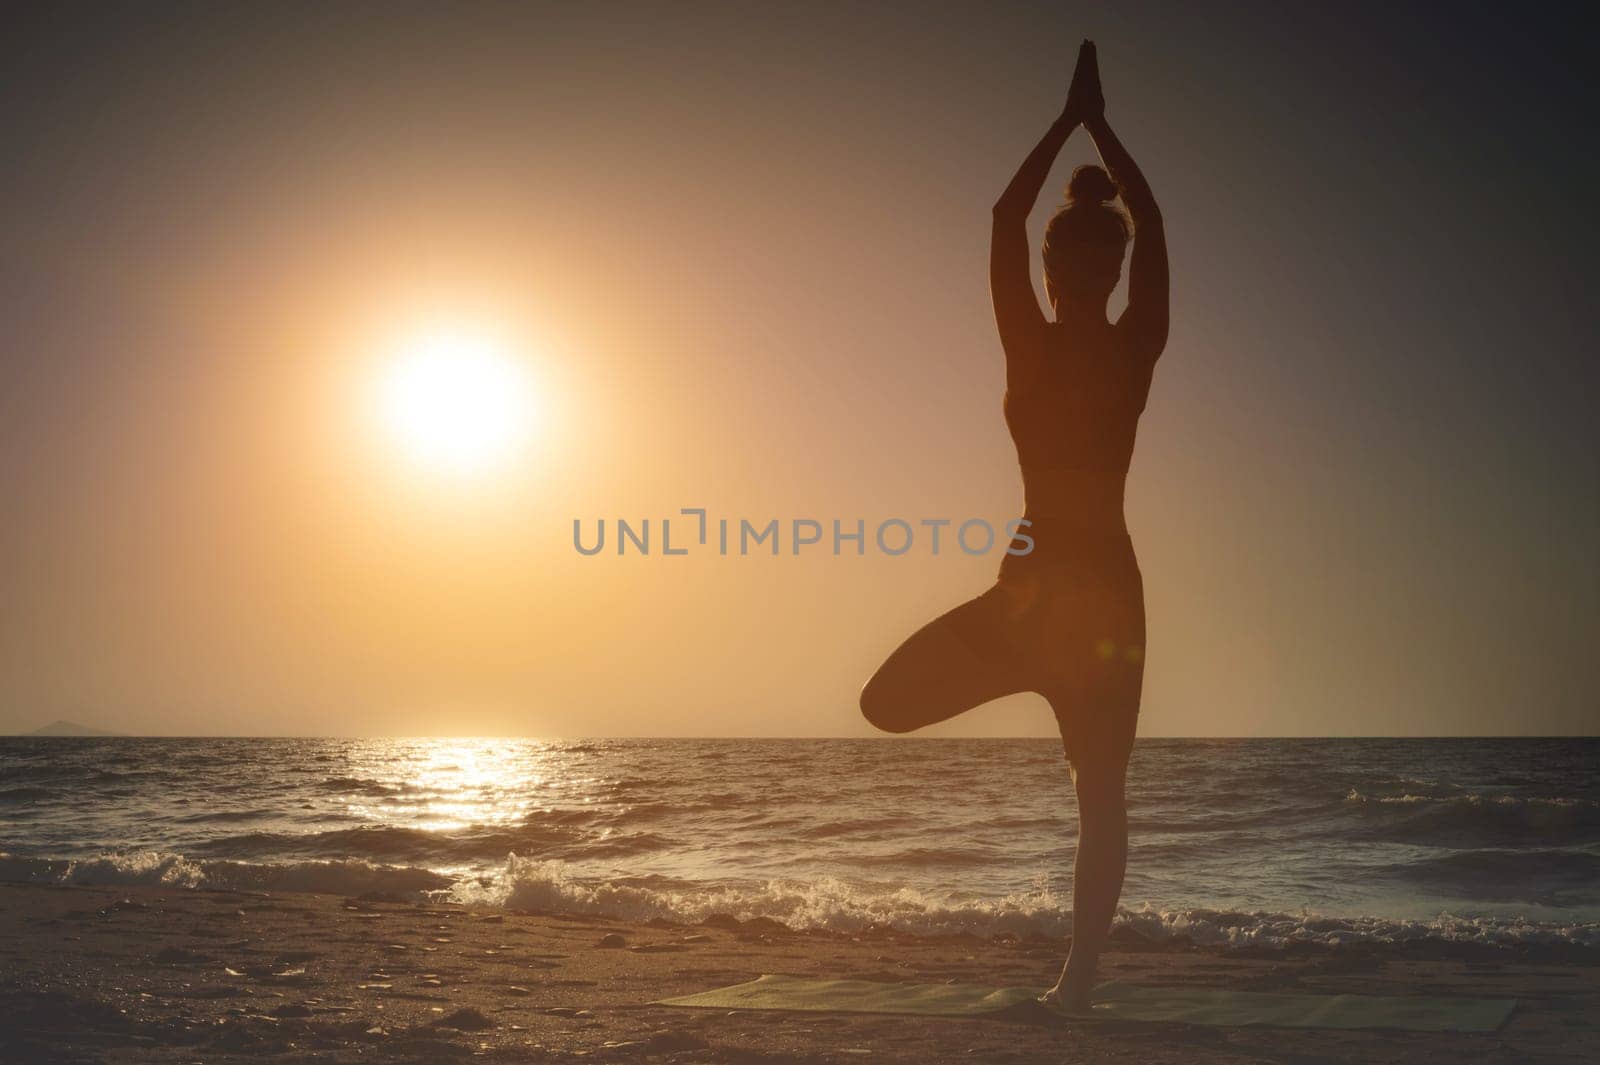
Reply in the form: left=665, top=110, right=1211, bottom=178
left=657, top=974, right=1516, bottom=1033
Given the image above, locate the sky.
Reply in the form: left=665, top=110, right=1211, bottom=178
left=1, top=2, right=1594, bottom=738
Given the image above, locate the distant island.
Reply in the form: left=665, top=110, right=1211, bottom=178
left=24, top=720, right=123, bottom=737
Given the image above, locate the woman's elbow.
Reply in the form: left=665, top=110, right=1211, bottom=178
left=1131, top=203, right=1164, bottom=232
left=991, top=196, right=1025, bottom=222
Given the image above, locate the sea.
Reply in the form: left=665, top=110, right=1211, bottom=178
left=2, top=737, right=1596, bottom=951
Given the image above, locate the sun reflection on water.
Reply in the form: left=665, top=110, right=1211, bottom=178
left=340, top=739, right=549, bottom=832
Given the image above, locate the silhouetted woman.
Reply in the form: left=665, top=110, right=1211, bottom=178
left=860, top=41, right=1167, bottom=1011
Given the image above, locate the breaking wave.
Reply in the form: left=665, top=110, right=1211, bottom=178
left=0, top=850, right=452, bottom=897
left=7, top=849, right=1595, bottom=953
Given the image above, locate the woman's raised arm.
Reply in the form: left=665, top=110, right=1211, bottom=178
left=990, top=113, right=1074, bottom=346
left=1084, top=105, right=1168, bottom=360
left=990, top=42, right=1102, bottom=348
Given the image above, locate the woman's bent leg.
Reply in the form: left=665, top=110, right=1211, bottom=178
left=860, top=586, right=1029, bottom=734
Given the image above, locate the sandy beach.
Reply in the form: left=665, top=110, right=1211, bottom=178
left=1, top=882, right=1594, bottom=1064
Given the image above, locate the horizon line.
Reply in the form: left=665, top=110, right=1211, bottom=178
left=7, top=732, right=1597, bottom=741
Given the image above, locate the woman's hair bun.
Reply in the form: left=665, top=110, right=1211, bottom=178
left=1066, top=164, right=1117, bottom=206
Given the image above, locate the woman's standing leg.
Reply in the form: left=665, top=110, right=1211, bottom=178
left=1038, top=552, right=1144, bottom=1009
left=1046, top=754, right=1129, bottom=1009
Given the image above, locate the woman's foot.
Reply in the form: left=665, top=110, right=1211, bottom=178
left=1038, top=982, right=1092, bottom=1013
left=1039, top=955, right=1097, bottom=1012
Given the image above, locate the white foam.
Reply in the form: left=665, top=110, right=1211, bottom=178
left=451, top=854, right=1600, bottom=948
left=0, top=850, right=451, bottom=896
left=450, top=854, right=1072, bottom=936
left=1345, top=789, right=1598, bottom=808
left=6, top=849, right=1597, bottom=950
left=1116, top=904, right=1600, bottom=949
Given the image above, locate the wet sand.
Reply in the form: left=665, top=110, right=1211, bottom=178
left=1, top=882, right=1595, bottom=1063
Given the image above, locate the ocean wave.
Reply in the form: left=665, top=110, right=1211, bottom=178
left=451, top=855, right=1075, bottom=935
left=0, top=851, right=207, bottom=888
left=317, top=776, right=400, bottom=795
left=795, top=816, right=922, bottom=840
left=0, top=850, right=452, bottom=896
left=852, top=846, right=1009, bottom=868
left=187, top=825, right=569, bottom=862
left=181, top=822, right=683, bottom=864
left=1346, top=789, right=1598, bottom=809
left=171, top=807, right=282, bottom=824
left=4, top=848, right=1598, bottom=952
left=449, top=855, right=1600, bottom=950
left=1115, top=906, right=1600, bottom=951
left=1377, top=847, right=1600, bottom=905
left=1344, top=788, right=1600, bottom=846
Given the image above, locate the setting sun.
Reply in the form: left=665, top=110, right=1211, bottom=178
left=377, top=324, right=535, bottom=475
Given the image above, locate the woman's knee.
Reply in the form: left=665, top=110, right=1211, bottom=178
left=861, top=595, right=1013, bottom=734
left=859, top=672, right=916, bottom=734
left=1071, top=763, right=1128, bottom=821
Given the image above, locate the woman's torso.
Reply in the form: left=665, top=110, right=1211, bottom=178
left=1002, top=317, right=1152, bottom=544
left=985, top=319, right=1151, bottom=693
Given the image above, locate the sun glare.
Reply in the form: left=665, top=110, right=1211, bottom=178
left=378, top=324, right=534, bottom=475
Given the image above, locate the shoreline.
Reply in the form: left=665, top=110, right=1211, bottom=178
left=3, top=882, right=1596, bottom=1063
